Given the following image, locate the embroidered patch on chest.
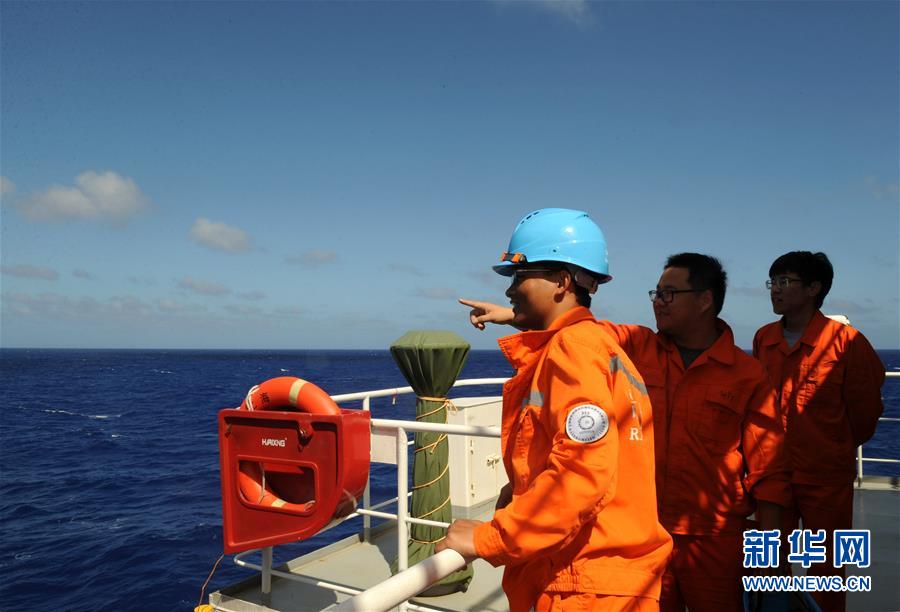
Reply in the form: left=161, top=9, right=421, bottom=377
left=565, top=404, right=609, bottom=443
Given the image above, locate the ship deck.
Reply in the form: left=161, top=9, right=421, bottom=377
left=210, top=479, right=899, bottom=612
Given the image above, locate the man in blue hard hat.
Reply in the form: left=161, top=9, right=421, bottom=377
left=438, top=208, right=672, bottom=612
left=460, top=233, right=791, bottom=611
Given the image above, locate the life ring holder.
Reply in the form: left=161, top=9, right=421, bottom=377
left=237, top=377, right=341, bottom=513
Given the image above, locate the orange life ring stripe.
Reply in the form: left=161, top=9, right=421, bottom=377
left=240, top=376, right=341, bottom=415
left=237, top=376, right=340, bottom=511
left=237, top=462, right=314, bottom=513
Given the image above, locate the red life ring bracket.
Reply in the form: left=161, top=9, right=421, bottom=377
left=218, top=376, right=371, bottom=553
left=237, top=377, right=342, bottom=514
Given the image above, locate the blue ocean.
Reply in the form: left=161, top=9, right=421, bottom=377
left=1, top=349, right=898, bottom=611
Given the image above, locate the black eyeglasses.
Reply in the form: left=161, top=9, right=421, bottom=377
left=509, top=268, right=560, bottom=285
left=648, top=288, right=706, bottom=303
left=765, top=276, right=803, bottom=290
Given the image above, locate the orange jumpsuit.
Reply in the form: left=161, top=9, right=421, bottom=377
left=601, top=320, right=791, bottom=612
left=753, top=311, right=884, bottom=612
left=473, top=307, right=673, bottom=612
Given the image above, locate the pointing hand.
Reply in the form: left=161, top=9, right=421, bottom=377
left=458, top=298, right=514, bottom=330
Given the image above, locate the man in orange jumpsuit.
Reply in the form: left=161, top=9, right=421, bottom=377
left=753, top=251, right=884, bottom=612
left=437, top=208, right=672, bottom=612
left=460, top=252, right=792, bottom=612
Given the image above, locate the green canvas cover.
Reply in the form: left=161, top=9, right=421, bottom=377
left=389, top=330, right=474, bottom=595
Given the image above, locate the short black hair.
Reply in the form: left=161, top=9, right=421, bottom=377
left=536, top=263, right=593, bottom=308
left=664, top=253, right=727, bottom=315
left=769, top=251, right=833, bottom=308
left=573, top=283, right=592, bottom=308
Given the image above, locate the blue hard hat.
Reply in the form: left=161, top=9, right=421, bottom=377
left=493, top=208, right=612, bottom=284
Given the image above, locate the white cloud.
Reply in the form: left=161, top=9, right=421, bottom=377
left=73, top=269, right=95, bottom=280
left=388, top=263, right=426, bottom=277
left=729, top=285, right=768, bottom=298
left=189, top=217, right=252, bottom=253
left=1, top=265, right=59, bottom=280
left=177, top=276, right=231, bottom=296
left=864, top=175, right=900, bottom=201
left=468, top=270, right=505, bottom=286
left=285, top=250, right=338, bottom=266
left=1, top=292, right=153, bottom=319
left=224, top=304, right=264, bottom=317
left=158, top=298, right=207, bottom=314
left=416, top=287, right=458, bottom=300
left=0, top=176, right=15, bottom=198
left=825, top=297, right=878, bottom=316
left=19, top=171, right=148, bottom=223
left=494, top=0, right=593, bottom=27
left=237, top=291, right=267, bottom=301
left=273, top=306, right=304, bottom=318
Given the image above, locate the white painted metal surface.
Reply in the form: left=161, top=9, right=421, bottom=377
left=333, top=549, right=469, bottom=612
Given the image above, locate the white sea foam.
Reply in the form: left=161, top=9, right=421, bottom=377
left=280, top=368, right=289, bottom=372
left=44, top=409, right=76, bottom=416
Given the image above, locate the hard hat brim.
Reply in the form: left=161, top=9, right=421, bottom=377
left=492, top=262, right=516, bottom=276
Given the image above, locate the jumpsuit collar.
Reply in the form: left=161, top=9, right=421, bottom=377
left=759, top=309, right=827, bottom=353
left=497, top=306, right=595, bottom=370
left=656, top=318, right=736, bottom=368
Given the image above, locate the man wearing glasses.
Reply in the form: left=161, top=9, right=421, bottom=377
left=753, top=251, right=884, bottom=612
left=439, top=209, right=672, bottom=612
left=461, top=252, right=790, bottom=612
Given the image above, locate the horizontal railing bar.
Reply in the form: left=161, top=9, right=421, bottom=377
left=372, top=418, right=500, bottom=437
left=355, top=508, right=451, bottom=529
left=860, top=457, right=900, bottom=464
left=334, top=549, right=468, bottom=612
left=331, top=377, right=508, bottom=403
left=233, top=551, right=443, bottom=612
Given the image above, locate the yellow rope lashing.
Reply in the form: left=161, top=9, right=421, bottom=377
left=410, top=395, right=455, bottom=544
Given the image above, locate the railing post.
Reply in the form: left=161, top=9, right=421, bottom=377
left=363, top=395, right=372, bottom=543
left=396, top=426, right=409, bottom=612
left=261, top=546, right=273, bottom=607
left=857, top=445, right=864, bottom=488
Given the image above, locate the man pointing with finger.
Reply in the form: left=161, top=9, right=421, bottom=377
left=437, top=208, right=672, bottom=612
left=461, top=252, right=791, bottom=612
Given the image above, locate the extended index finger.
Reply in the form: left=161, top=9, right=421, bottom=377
left=458, top=298, right=488, bottom=309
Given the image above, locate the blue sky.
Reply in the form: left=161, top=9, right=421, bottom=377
left=1, top=1, right=897, bottom=349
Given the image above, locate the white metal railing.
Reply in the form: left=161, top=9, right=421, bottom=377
left=856, top=372, right=900, bottom=483
left=229, top=372, right=899, bottom=612
left=236, top=377, right=505, bottom=612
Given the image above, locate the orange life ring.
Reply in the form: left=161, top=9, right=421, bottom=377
left=240, top=376, right=341, bottom=415
left=237, top=377, right=341, bottom=512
